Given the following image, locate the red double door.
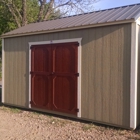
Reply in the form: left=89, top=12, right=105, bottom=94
left=30, top=42, right=78, bottom=115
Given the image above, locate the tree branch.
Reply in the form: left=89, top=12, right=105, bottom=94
left=12, top=2, right=22, bottom=21
left=43, top=0, right=54, bottom=21
left=53, top=1, right=70, bottom=10
left=38, top=0, right=46, bottom=21
left=22, top=0, right=27, bottom=26
left=1, top=0, right=21, bottom=27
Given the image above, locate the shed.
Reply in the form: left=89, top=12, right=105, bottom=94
left=1, top=3, right=140, bottom=129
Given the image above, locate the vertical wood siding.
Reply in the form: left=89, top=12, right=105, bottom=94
left=81, top=24, right=131, bottom=127
left=4, top=23, right=131, bottom=127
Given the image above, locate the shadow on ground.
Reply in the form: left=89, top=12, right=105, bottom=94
left=0, top=87, right=2, bottom=105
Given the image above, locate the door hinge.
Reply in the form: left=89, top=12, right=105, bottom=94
left=75, top=108, right=79, bottom=112
left=75, top=43, right=79, bottom=46
left=75, top=73, right=79, bottom=77
left=30, top=45, right=35, bottom=49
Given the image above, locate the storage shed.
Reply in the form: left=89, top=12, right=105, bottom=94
left=1, top=3, right=140, bottom=129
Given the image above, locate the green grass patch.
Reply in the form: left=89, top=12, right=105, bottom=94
left=1, top=106, right=22, bottom=113
left=82, top=123, right=95, bottom=131
left=9, top=108, right=22, bottom=113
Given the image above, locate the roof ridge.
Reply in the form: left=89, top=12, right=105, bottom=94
left=35, top=3, right=140, bottom=23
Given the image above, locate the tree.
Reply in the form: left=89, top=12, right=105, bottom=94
left=0, top=2, right=16, bottom=34
left=0, top=2, right=18, bottom=57
left=38, top=0, right=99, bottom=21
left=0, top=0, right=39, bottom=28
left=0, top=0, right=62, bottom=28
left=0, top=0, right=99, bottom=28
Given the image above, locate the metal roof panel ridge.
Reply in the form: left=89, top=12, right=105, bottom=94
left=1, top=3, right=140, bottom=38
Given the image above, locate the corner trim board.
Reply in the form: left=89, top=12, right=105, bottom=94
left=130, top=22, right=138, bottom=129
left=28, top=38, right=82, bottom=118
left=136, top=19, right=140, bottom=25
left=2, top=39, right=4, bottom=103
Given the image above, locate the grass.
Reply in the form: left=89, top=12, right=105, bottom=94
left=1, top=106, right=22, bottom=113
left=82, top=123, right=95, bottom=131
left=9, top=108, right=22, bottom=113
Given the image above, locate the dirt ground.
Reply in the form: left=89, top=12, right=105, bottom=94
left=0, top=106, right=140, bottom=140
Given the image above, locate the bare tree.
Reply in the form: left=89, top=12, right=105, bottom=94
left=38, top=0, right=99, bottom=20
left=0, top=0, right=99, bottom=27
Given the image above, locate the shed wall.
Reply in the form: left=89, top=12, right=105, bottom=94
left=4, top=23, right=131, bottom=127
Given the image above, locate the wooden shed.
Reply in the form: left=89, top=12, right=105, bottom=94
left=1, top=3, right=140, bottom=129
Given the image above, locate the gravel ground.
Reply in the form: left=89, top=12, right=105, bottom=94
left=0, top=106, right=140, bottom=140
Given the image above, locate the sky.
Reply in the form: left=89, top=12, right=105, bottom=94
left=93, top=0, right=140, bottom=10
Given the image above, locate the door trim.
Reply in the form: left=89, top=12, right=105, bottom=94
left=29, top=38, right=82, bottom=117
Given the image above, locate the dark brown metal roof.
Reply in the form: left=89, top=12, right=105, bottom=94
left=2, top=3, right=140, bottom=38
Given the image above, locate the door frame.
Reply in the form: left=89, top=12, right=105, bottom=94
left=29, top=38, right=82, bottom=117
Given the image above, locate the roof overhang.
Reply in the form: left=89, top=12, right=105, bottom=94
left=136, top=17, right=140, bottom=25
left=1, top=19, right=135, bottom=39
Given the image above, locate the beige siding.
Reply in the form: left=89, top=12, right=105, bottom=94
left=4, top=23, right=131, bottom=127
left=81, top=24, right=131, bottom=127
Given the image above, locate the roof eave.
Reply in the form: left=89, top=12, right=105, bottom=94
left=1, top=19, right=135, bottom=39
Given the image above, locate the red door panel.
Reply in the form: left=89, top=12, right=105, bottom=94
left=51, top=43, right=78, bottom=115
left=53, top=44, right=77, bottom=73
left=31, top=45, right=52, bottom=109
left=31, top=42, right=78, bottom=116
left=52, top=76, right=77, bottom=115
left=31, top=74, right=50, bottom=109
left=31, top=45, right=51, bottom=72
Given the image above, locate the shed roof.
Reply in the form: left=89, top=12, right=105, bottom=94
left=2, top=3, right=140, bottom=38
